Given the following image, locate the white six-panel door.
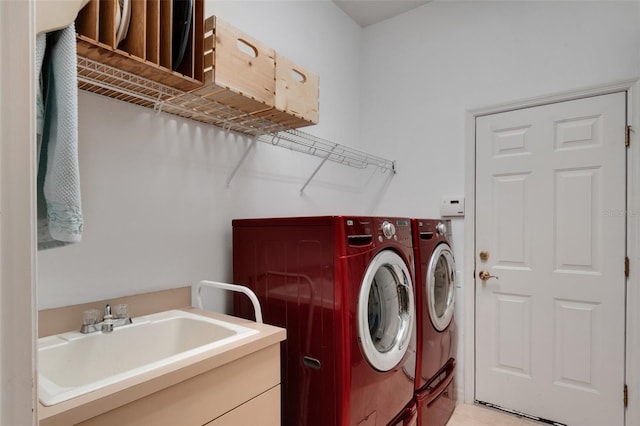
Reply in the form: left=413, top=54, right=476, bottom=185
left=475, top=92, right=626, bottom=425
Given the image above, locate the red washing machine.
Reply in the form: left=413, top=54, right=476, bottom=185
left=411, top=219, right=457, bottom=426
left=233, top=216, right=417, bottom=425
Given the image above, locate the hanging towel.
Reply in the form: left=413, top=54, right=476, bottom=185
left=37, top=23, right=83, bottom=250
left=36, top=33, right=46, bottom=141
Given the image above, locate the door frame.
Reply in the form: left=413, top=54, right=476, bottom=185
left=1, top=0, right=38, bottom=424
left=463, top=79, right=640, bottom=424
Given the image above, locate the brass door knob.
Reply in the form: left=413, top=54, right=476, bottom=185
left=479, top=270, right=499, bottom=281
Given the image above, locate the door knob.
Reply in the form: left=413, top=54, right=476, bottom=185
left=479, top=270, right=499, bottom=281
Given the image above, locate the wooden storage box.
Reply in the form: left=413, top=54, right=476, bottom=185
left=75, top=0, right=204, bottom=95
left=274, top=54, right=319, bottom=125
left=186, top=16, right=318, bottom=132
left=191, top=16, right=275, bottom=115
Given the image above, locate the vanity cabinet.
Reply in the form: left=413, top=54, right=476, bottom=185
left=38, top=308, right=285, bottom=426
left=72, top=344, right=281, bottom=426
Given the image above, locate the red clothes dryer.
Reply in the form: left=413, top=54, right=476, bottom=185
left=233, top=216, right=416, bottom=425
left=411, top=219, right=457, bottom=426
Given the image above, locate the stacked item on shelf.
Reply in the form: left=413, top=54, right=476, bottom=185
left=169, top=16, right=319, bottom=132
left=74, top=3, right=320, bottom=136
left=75, top=0, right=204, bottom=92
left=171, top=0, right=194, bottom=71
left=114, top=0, right=131, bottom=48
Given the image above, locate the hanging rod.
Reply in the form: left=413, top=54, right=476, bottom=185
left=76, top=55, right=396, bottom=174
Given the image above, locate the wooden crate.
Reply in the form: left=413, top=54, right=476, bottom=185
left=275, top=53, right=319, bottom=125
left=191, top=17, right=275, bottom=116
left=191, top=16, right=318, bottom=131
left=75, top=0, right=204, bottom=92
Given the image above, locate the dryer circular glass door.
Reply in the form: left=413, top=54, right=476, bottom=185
left=357, top=250, right=415, bottom=372
left=427, top=243, right=456, bottom=331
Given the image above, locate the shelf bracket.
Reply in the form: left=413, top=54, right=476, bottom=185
left=222, top=119, right=234, bottom=135
left=153, top=90, right=164, bottom=114
left=269, top=133, right=282, bottom=147
left=300, top=146, right=336, bottom=195
left=226, top=137, right=258, bottom=187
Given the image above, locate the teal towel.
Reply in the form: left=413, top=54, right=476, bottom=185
left=37, top=23, right=83, bottom=250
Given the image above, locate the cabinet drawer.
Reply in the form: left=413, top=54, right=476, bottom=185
left=205, top=385, right=280, bottom=426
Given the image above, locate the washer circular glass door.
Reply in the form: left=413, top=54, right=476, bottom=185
left=427, top=243, right=456, bottom=331
left=357, top=250, right=415, bottom=372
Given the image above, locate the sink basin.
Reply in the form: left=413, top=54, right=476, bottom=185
left=38, top=309, right=259, bottom=406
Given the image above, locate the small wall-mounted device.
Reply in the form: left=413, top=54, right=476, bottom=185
left=440, top=196, right=465, bottom=217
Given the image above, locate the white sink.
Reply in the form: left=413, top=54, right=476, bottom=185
left=38, top=309, right=259, bottom=406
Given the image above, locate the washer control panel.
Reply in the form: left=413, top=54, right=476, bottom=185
left=375, top=218, right=411, bottom=244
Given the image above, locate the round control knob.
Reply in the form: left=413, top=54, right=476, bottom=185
left=382, top=221, right=396, bottom=239
left=436, top=222, right=447, bottom=236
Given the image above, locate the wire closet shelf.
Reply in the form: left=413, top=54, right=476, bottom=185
left=76, top=56, right=396, bottom=174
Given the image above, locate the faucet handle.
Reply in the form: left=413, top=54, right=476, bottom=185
left=82, top=309, right=101, bottom=325
left=114, top=303, right=129, bottom=319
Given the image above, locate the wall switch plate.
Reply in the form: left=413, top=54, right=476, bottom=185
left=441, top=196, right=465, bottom=217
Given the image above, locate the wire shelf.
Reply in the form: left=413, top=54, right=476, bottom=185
left=76, top=55, right=396, bottom=176
left=259, top=130, right=394, bottom=172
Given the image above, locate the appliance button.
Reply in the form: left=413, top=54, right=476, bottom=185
left=382, top=221, right=396, bottom=239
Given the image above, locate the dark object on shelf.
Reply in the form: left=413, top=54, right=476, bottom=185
left=115, top=0, right=131, bottom=47
left=172, top=0, right=193, bottom=71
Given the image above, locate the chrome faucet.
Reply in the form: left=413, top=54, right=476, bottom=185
left=81, top=303, right=132, bottom=334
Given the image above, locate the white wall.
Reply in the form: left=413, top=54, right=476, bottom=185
left=361, top=0, right=640, bottom=216
left=37, top=0, right=380, bottom=311
left=360, top=0, right=640, bottom=400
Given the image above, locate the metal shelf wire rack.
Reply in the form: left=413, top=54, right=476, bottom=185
left=76, top=56, right=396, bottom=191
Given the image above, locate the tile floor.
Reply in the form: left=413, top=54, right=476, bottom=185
left=448, top=403, right=541, bottom=426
